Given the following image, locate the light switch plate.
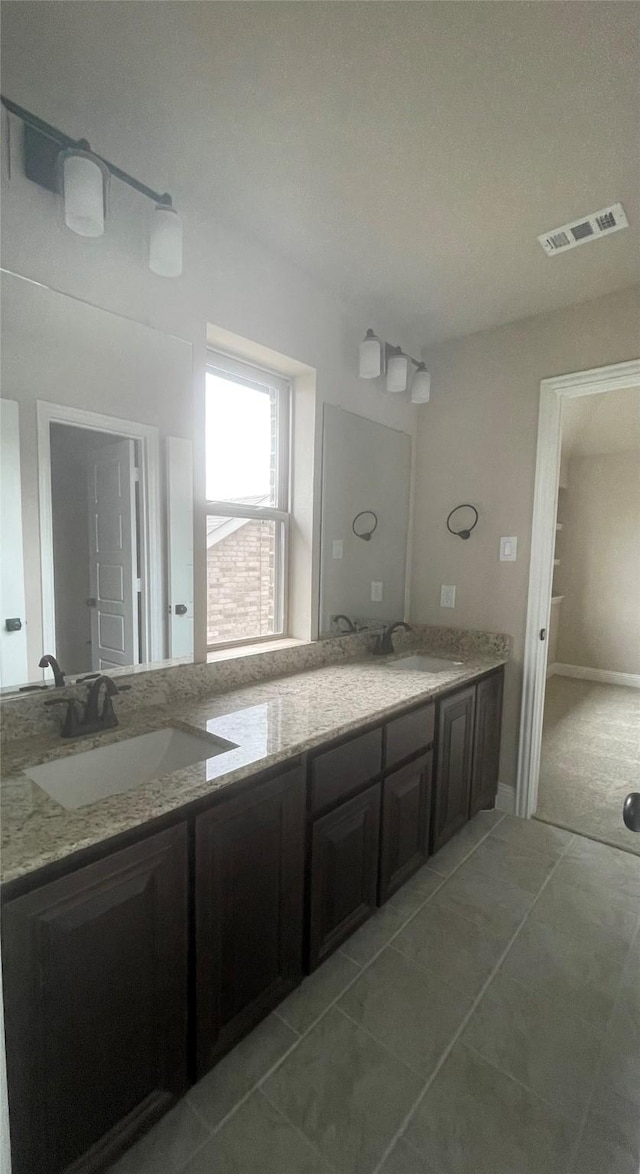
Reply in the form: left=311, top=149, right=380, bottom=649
left=371, top=581, right=383, bottom=602
left=500, top=536, right=518, bottom=562
left=332, top=539, right=344, bottom=560
left=440, top=585, right=456, bottom=608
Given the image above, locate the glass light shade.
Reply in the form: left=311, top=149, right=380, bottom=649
left=386, top=352, right=409, bottom=393
left=149, top=204, right=183, bottom=277
left=62, top=151, right=107, bottom=238
left=358, top=330, right=382, bottom=379
left=411, top=367, right=431, bottom=404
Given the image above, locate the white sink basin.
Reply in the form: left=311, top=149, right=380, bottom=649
left=25, top=727, right=236, bottom=810
left=391, top=655, right=464, bottom=673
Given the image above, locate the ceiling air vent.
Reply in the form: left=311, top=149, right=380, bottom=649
left=538, top=202, right=629, bottom=256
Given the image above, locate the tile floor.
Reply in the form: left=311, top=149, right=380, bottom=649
left=109, top=810, right=640, bottom=1174
left=537, top=675, right=640, bottom=856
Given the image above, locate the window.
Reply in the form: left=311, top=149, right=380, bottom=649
left=205, top=353, right=290, bottom=649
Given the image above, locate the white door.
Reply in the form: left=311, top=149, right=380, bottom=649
left=166, top=437, right=194, bottom=659
left=0, top=399, right=29, bottom=687
left=87, top=438, right=139, bottom=671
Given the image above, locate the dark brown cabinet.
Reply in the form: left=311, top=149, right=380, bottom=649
left=2, top=824, right=189, bottom=1174
left=195, top=764, right=305, bottom=1075
left=470, top=671, right=504, bottom=817
left=432, top=686, right=476, bottom=853
left=308, top=782, right=381, bottom=969
left=379, top=751, right=432, bottom=904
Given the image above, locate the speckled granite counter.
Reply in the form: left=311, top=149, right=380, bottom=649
left=1, top=646, right=507, bottom=885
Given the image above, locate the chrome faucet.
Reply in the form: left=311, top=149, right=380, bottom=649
left=39, top=653, right=66, bottom=688
left=372, top=622, right=412, bottom=656
left=333, top=614, right=357, bottom=633
left=45, top=674, right=130, bottom=738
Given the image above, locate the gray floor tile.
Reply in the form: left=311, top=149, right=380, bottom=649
left=262, top=1006, right=422, bottom=1174
left=275, top=951, right=361, bottom=1035
left=554, top=835, right=640, bottom=908
left=433, top=863, right=534, bottom=945
left=338, top=947, right=472, bottom=1078
left=188, top=1013, right=296, bottom=1131
left=107, top=1100, right=209, bottom=1174
left=569, top=1117, right=639, bottom=1174
left=182, top=1091, right=334, bottom=1173
left=378, top=1137, right=439, bottom=1173
left=339, top=904, right=410, bottom=966
left=393, top=901, right=505, bottom=998
left=387, top=866, right=444, bottom=914
left=404, top=1043, right=577, bottom=1174
left=428, top=812, right=503, bottom=877
left=462, top=972, right=603, bottom=1119
left=531, top=874, right=638, bottom=954
left=490, top=813, right=573, bottom=857
left=589, top=994, right=640, bottom=1159
left=460, top=835, right=557, bottom=895
left=501, top=917, right=626, bottom=1027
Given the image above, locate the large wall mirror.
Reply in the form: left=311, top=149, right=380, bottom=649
left=0, top=272, right=194, bottom=691
left=319, top=405, right=412, bottom=637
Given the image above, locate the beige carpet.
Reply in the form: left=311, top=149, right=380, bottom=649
left=535, top=675, right=640, bottom=856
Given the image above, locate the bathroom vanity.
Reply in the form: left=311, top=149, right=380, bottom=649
left=1, top=651, right=504, bottom=1174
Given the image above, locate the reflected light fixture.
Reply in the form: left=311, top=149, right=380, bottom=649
left=61, top=148, right=109, bottom=238
left=411, top=364, right=431, bottom=404
left=2, top=95, right=183, bottom=277
left=358, top=327, right=431, bottom=403
left=358, top=329, right=383, bottom=379
left=150, top=202, right=183, bottom=277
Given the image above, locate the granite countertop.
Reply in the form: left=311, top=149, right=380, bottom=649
left=1, top=649, right=506, bottom=885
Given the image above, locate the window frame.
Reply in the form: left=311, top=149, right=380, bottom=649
left=204, top=351, right=291, bottom=652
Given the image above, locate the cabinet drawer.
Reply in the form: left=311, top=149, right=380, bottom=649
left=385, top=703, right=435, bottom=769
left=309, top=727, right=382, bottom=815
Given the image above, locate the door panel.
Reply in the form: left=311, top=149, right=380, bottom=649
left=0, top=399, right=29, bottom=686
left=2, top=825, right=188, bottom=1174
left=308, top=782, right=381, bottom=970
left=166, top=437, right=194, bottom=659
left=195, top=766, right=305, bottom=1075
left=432, top=687, right=476, bottom=853
left=87, top=438, right=138, bottom=670
left=379, top=752, right=432, bottom=903
left=470, top=671, right=504, bottom=816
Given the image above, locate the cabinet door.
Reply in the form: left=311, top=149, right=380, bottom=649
left=195, top=765, right=305, bottom=1076
left=2, top=825, right=188, bottom=1174
left=308, top=782, right=381, bottom=971
left=432, top=687, right=476, bottom=853
left=470, top=671, right=504, bottom=817
left=379, top=752, right=432, bottom=905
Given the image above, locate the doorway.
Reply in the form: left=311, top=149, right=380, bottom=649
left=37, top=401, right=163, bottom=677
left=517, top=359, right=640, bottom=853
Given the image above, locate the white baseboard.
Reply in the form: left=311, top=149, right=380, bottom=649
left=496, top=782, right=516, bottom=814
left=553, top=663, right=640, bottom=689
left=546, top=662, right=558, bottom=679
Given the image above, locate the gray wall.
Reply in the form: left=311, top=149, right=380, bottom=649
left=320, top=406, right=412, bottom=635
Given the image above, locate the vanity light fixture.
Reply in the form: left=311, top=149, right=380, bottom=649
left=2, top=95, right=183, bottom=277
left=358, top=328, right=431, bottom=403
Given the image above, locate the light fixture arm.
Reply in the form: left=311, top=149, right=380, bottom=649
left=1, top=95, right=174, bottom=208
left=384, top=342, right=423, bottom=371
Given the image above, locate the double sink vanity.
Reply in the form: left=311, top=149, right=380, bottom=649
left=0, top=633, right=507, bottom=1174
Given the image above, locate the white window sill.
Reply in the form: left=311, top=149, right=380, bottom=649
left=206, top=637, right=309, bottom=664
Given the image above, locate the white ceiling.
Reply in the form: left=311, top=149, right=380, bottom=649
left=561, top=388, right=640, bottom=457
left=2, top=2, right=639, bottom=344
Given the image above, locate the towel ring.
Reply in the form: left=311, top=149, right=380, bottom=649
left=352, top=511, right=378, bottom=541
left=446, top=504, right=478, bottom=540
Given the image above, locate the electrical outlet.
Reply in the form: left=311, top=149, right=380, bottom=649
left=332, top=539, right=343, bottom=560
left=371, top=581, right=383, bottom=602
left=440, top=585, right=456, bottom=608
left=500, top=537, right=518, bottom=562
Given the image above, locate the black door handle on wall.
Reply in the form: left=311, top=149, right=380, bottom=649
left=623, top=793, right=640, bottom=832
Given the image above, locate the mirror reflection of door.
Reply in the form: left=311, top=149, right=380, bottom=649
left=87, top=437, right=140, bottom=671
left=0, top=400, right=29, bottom=687
left=50, top=425, right=142, bottom=675
left=166, top=436, right=194, bottom=660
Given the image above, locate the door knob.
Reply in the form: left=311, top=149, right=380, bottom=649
left=623, top=793, right=640, bottom=833
left=175, top=604, right=188, bottom=616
